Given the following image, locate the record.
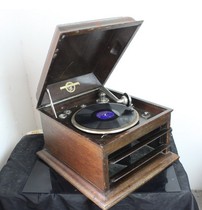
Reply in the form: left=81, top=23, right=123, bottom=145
left=71, top=103, right=139, bottom=134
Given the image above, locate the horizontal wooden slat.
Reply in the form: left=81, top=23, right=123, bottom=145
left=110, top=144, right=169, bottom=183
left=109, top=128, right=171, bottom=164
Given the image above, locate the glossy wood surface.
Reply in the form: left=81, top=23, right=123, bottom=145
left=40, top=112, right=108, bottom=190
left=38, top=86, right=175, bottom=192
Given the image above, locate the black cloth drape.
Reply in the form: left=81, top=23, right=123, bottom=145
left=0, top=134, right=199, bottom=210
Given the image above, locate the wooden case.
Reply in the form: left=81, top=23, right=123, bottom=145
left=36, top=17, right=179, bottom=209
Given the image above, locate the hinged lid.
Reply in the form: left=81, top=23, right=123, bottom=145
left=37, top=17, right=143, bottom=108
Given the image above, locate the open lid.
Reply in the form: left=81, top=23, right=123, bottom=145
left=37, top=17, right=143, bottom=108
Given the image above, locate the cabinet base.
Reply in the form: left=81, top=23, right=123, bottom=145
left=37, top=149, right=178, bottom=210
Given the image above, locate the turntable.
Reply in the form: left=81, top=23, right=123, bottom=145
left=36, top=17, right=179, bottom=209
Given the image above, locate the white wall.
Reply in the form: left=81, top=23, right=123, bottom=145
left=0, top=11, right=37, bottom=168
left=1, top=0, right=202, bottom=190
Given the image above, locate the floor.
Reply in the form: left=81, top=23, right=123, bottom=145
left=192, top=190, right=202, bottom=210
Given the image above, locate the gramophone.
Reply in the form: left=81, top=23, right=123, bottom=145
left=36, top=17, right=179, bottom=209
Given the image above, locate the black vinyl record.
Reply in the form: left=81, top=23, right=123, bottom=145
left=71, top=103, right=139, bottom=134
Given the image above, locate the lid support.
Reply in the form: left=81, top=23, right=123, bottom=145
left=46, top=88, right=58, bottom=118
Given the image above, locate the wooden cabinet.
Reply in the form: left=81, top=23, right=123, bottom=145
left=36, top=17, right=179, bottom=209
